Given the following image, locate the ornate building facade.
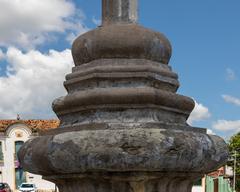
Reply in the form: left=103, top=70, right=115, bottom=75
left=0, top=119, right=59, bottom=191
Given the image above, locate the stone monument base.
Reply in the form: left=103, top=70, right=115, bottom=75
left=46, top=172, right=201, bottom=192
left=19, top=125, right=227, bottom=192
left=18, top=0, right=229, bottom=191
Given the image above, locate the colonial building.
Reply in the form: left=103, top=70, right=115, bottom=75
left=0, top=119, right=59, bottom=191
left=192, top=166, right=233, bottom=192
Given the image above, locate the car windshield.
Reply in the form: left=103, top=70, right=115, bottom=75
left=0, top=183, right=5, bottom=189
left=21, top=184, right=34, bottom=188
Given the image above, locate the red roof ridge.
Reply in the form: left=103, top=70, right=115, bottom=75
left=0, top=119, right=60, bottom=132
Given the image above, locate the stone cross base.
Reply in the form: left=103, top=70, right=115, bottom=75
left=18, top=1, right=228, bottom=192
left=46, top=172, right=201, bottom=192
left=19, top=126, right=227, bottom=192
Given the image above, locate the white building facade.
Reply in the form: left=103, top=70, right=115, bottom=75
left=0, top=120, right=59, bottom=191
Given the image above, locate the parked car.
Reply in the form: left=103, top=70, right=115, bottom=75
left=18, top=183, right=36, bottom=192
left=0, top=183, right=11, bottom=192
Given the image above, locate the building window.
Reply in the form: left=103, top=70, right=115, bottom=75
left=14, top=141, right=26, bottom=188
left=0, top=142, right=3, bottom=162
left=14, top=141, right=24, bottom=161
left=15, top=168, right=26, bottom=188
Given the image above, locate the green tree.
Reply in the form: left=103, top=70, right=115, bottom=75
left=228, top=132, right=240, bottom=192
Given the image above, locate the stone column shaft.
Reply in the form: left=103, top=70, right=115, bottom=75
left=102, top=0, right=138, bottom=25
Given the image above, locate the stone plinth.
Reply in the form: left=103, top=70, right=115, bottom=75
left=18, top=0, right=228, bottom=191
left=19, top=123, right=227, bottom=192
left=45, top=172, right=201, bottom=192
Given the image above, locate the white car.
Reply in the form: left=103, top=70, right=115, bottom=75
left=18, top=183, right=37, bottom=192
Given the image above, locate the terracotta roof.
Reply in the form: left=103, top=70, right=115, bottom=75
left=208, top=167, right=225, bottom=177
left=0, top=119, right=60, bottom=133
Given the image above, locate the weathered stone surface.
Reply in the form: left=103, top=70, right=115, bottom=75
left=45, top=172, right=201, bottom=192
left=65, top=59, right=179, bottom=92
left=102, top=0, right=138, bottom=25
left=19, top=127, right=227, bottom=175
left=72, top=24, right=172, bottom=65
left=18, top=0, right=228, bottom=191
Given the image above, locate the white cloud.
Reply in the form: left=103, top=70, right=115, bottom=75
left=226, top=68, right=236, bottom=81
left=0, top=47, right=73, bottom=119
left=0, top=0, right=88, bottom=49
left=222, top=95, right=240, bottom=106
left=187, top=100, right=211, bottom=124
left=92, top=17, right=101, bottom=26
left=207, top=129, right=216, bottom=135
left=213, top=120, right=240, bottom=132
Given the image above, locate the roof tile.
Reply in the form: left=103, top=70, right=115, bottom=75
left=0, top=119, right=59, bottom=132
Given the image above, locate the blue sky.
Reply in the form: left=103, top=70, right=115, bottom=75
left=0, top=0, right=239, bottom=139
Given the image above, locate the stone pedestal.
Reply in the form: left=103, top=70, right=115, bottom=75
left=45, top=172, right=201, bottom=192
left=18, top=0, right=228, bottom=191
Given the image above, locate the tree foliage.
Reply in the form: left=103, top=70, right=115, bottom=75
left=228, top=132, right=240, bottom=191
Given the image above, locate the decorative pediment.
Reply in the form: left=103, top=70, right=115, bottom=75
left=5, top=123, right=32, bottom=138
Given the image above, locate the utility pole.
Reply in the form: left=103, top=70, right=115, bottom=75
left=234, top=150, right=237, bottom=192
